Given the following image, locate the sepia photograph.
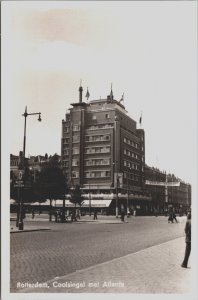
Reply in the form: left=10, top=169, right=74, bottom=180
left=1, top=1, right=197, bottom=299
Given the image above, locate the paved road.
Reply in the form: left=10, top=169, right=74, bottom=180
left=10, top=216, right=186, bottom=293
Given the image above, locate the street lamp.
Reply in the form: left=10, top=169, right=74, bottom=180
left=127, top=167, right=132, bottom=217
left=18, top=106, right=42, bottom=230
left=113, top=161, right=119, bottom=218
left=89, top=184, right=91, bottom=216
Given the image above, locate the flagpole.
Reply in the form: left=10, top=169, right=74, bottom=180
left=139, top=111, right=142, bottom=128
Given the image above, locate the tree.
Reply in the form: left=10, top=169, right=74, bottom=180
left=34, top=157, right=68, bottom=221
left=70, top=185, right=84, bottom=209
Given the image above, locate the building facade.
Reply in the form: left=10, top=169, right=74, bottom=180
left=61, top=86, right=150, bottom=213
left=144, top=165, right=191, bottom=214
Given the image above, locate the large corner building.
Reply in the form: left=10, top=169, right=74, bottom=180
left=61, top=85, right=150, bottom=213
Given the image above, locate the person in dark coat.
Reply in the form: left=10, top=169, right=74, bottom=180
left=181, top=212, right=191, bottom=268
left=71, top=210, right=77, bottom=222
left=93, top=209, right=98, bottom=220
left=173, top=212, right=178, bottom=223
left=168, top=212, right=173, bottom=223
left=120, top=210, right=125, bottom=222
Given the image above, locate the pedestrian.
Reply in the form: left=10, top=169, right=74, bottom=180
left=121, top=210, right=125, bottom=222
left=168, top=212, right=173, bottom=223
left=181, top=212, right=191, bottom=268
left=71, top=210, right=77, bottom=222
left=173, top=212, right=178, bottom=223
left=31, top=209, right=35, bottom=219
left=76, top=209, right=81, bottom=219
left=93, top=209, right=98, bottom=220
left=55, top=211, right=58, bottom=223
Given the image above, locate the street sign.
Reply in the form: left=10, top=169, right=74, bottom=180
left=14, top=180, right=24, bottom=187
left=14, top=183, right=24, bottom=187
left=15, top=180, right=24, bottom=184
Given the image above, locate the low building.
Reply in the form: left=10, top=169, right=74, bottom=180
left=145, top=165, right=191, bottom=214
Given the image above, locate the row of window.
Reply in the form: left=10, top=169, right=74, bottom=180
left=64, top=125, right=80, bottom=133
left=85, top=146, right=111, bottom=154
left=66, top=170, right=139, bottom=181
left=63, top=158, right=111, bottom=167
left=124, top=160, right=139, bottom=170
left=87, top=123, right=113, bottom=130
left=63, top=146, right=111, bottom=156
left=123, top=172, right=139, bottom=181
left=85, top=134, right=110, bottom=142
left=123, top=148, right=139, bottom=160
left=64, top=123, right=114, bottom=133
left=70, top=170, right=112, bottom=179
left=63, top=148, right=80, bottom=155
left=123, top=137, right=138, bottom=148
left=92, top=113, right=110, bottom=120
left=63, top=135, right=80, bottom=144
left=85, top=171, right=111, bottom=178
left=85, top=158, right=110, bottom=166
left=11, top=161, right=19, bottom=166
left=62, top=160, right=79, bottom=167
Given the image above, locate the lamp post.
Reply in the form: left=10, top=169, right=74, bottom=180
left=113, top=161, right=119, bottom=218
left=89, top=184, right=91, bottom=216
left=18, top=106, right=42, bottom=230
left=127, top=168, right=132, bottom=217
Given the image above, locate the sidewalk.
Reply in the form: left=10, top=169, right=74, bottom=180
left=10, top=225, right=50, bottom=233
left=19, top=237, right=192, bottom=294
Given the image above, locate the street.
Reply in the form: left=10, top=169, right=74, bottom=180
left=10, top=215, right=187, bottom=293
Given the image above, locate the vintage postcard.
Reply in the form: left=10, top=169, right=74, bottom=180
left=1, top=1, right=197, bottom=300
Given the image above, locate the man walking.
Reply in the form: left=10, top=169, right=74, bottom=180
left=93, top=209, right=98, bottom=220
left=181, top=212, right=191, bottom=268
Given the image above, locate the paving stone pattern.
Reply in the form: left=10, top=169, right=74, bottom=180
left=10, top=216, right=187, bottom=293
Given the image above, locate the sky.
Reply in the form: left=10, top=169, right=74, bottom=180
left=2, top=1, right=197, bottom=184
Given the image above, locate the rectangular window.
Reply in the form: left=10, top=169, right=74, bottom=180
left=63, top=149, right=69, bottom=155
left=64, top=127, right=69, bottom=133
left=92, top=115, right=96, bottom=120
left=106, top=113, right=110, bottom=119
left=73, top=135, right=80, bottom=143
left=64, top=138, right=70, bottom=144
left=101, top=147, right=110, bottom=153
left=105, top=135, right=110, bottom=141
left=72, top=171, right=79, bottom=178
left=73, top=125, right=80, bottom=131
left=72, top=159, right=79, bottom=166
left=73, top=148, right=79, bottom=155
left=63, top=161, right=69, bottom=167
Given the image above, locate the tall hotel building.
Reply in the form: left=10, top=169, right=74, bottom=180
left=61, top=86, right=150, bottom=212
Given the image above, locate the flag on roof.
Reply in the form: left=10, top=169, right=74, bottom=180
left=85, top=87, right=90, bottom=100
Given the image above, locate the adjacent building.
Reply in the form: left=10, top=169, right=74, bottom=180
left=144, top=165, right=191, bottom=214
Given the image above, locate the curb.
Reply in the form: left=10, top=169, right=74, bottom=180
left=10, top=228, right=51, bottom=233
